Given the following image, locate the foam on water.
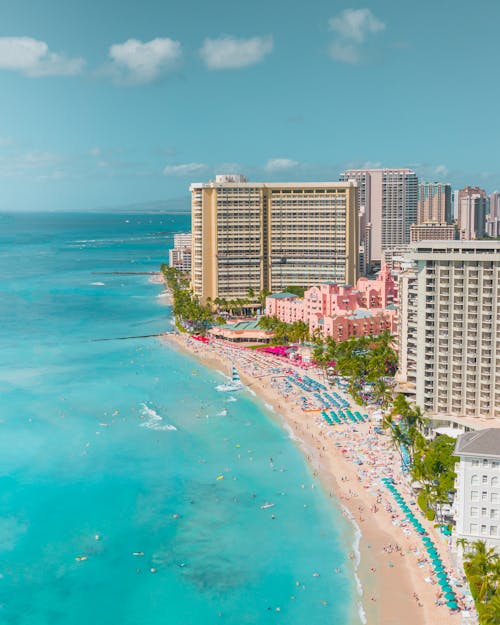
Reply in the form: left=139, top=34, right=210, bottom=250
left=139, top=403, right=177, bottom=431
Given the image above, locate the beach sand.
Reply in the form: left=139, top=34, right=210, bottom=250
left=163, top=333, right=471, bottom=625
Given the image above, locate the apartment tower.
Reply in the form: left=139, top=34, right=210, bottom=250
left=457, top=186, right=488, bottom=240
left=397, top=240, right=500, bottom=421
left=487, top=191, right=500, bottom=238
left=417, top=182, right=452, bottom=224
left=190, top=175, right=358, bottom=303
left=339, top=168, right=418, bottom=271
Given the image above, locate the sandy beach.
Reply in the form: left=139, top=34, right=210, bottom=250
left=163, top=332, right=476, bottom=625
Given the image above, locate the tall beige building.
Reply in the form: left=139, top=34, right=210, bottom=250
left=190, top=175, right=358, bottom=302
left=457, top=186, right=488, bottom=240
left=417, top=182, right=452, bottom=224
left=397, top=241, right=500, bottom=421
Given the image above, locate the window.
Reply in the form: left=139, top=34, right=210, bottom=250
left=492, top=462, right=499, bottom=469
left=471, top=507, right=478, bottom=517
left=472, top=459, right=480, bottom=466
left=482, top=492, right=488, bottom=501
left=483, top=459, right=489, bottom=467
left=492, top=476, right=499, bottom=487
left=490, top=509, right=499, bottom=520
left=481, top=525, right=487, bottom=535
left=490, top=526, right=498, bottom=537
left=483, top=475, right=489, bottom=484
left=471, top=475, right=479, bottom=485
left=492, top=493, right=499, bottom=504
left=470, top=523, right=478, bottom=533
left=471, top=491, right=479, bottom=501
left=482, top=508, right=487, bottom=516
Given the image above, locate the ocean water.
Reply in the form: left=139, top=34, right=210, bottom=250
left=0, top=212, right=358, bottom=625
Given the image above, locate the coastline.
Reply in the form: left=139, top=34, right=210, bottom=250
left=162, top=332, right=469, bottom=625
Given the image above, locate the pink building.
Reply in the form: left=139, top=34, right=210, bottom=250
left=265, top=265, right=397, bottom=339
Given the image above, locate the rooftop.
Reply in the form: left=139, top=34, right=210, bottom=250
left=218, top=320, right=265, bottom=331
left=455, top=428, right=500, bottom=458
left=267, top=292, right=299, bottom=299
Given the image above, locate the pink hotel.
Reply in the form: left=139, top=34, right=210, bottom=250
left=265, top=265, right=398, bottom=341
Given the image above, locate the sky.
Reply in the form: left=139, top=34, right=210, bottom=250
left=1, top=0, right=500, bottom=212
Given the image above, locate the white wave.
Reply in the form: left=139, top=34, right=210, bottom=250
left=216, top=409, right=227, bottom=417
left=264, top=402, right=275, bottom=413
left=340, top=504, right=366, bottom=623
left=216, top=383, right=242, bottom=392
left=91, top=282, right=105, bottom=286
left=226, top=396, right=237, bottom=403
left=156, top=292, right=170, bottom=298
left=139, top=403, right=177, bottom=431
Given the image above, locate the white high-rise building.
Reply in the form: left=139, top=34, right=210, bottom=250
left=396, top=240, right=500, bottom=421
left=453, top=429, right=500, bottom=550
left=168, top=232, right=192, bottom=273
left=339, top=168, right=418, bottom=271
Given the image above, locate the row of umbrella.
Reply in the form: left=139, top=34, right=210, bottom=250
left=381, top=477, right=459, bottom=611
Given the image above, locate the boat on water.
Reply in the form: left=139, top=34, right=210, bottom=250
left=216, top=365, right=244, bottom=392
left=260, top=502, right=275, bottom=509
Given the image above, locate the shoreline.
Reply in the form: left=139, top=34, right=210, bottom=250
left=162, top=332, right=472, bottom=625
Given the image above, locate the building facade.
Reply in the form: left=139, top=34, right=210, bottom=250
left=457, top=186, right=488, bottom=240
left=191, top=175, right=358, bottom=302
left=410, top=222, right=459, bottom=243
left=487, top=191, right=500, bottom=238
left=396, top=241, right=500, bottom=420
left=168, top=232, right=192, bottom=272
left=453, top=429, right=500, bottom=550
left=417, top=182, right=452, bottom=224
left=265, top=264, right=397, bottom=340
left=339, top=168, right=418, bottom=270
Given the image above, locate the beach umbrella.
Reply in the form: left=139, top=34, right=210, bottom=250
left=447, top=601, right=458, bottom=610
left=444, top=592, right=456, bottom=600
left=440, top=583, right=452, bottom=592
left=436, top=572, right=447, bottom=579
left=434, top=565, right=444, bottom=573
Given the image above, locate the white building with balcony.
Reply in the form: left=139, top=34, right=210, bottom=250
left=453, top=429, right=500, bottom=550
left=396, top=240, right=500, bottom=421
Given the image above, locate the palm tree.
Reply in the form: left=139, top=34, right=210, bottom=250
left=372, top=378, right=392, bottom=410
left=480, top=592, right=500, bottom=625
left=464, top=540, right=499, bottom=603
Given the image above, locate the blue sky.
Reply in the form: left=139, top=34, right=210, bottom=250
left=1, top=0, right=499, bottom=211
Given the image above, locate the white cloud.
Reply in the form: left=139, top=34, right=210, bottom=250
left=265, top=158, right=299, bottom=172
left=163, top=163, right=207, bottom=176
left=328, top=9, right=385, bottom=64
left=329, top=8, right=385, bottom=43
left=200, top=35, right=273, bottom=70
left=0, top=37, right=85, bottom=77
left=108, top=38, right=182, bottom=84
left=434, top=164, right=449, bottom=177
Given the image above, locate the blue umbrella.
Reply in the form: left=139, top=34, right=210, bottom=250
left=447, top=601, right=458, bottom=610
left=444, top=592, right=455, bottom=600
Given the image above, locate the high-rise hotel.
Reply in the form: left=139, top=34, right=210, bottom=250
left=339, top=168, right=418, bottom=272
left=190, top=175, right=358, bottom=302
left=397, top=240, right=500, bottom=421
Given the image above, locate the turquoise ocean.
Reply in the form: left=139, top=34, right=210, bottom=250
left=0, top=212, right=359, bottom=625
